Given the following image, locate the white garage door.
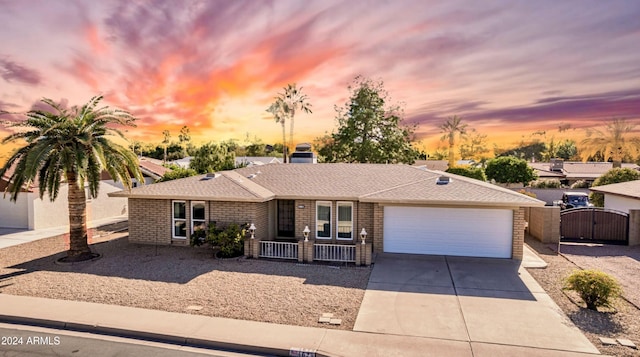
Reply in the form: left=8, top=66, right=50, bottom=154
left=383, top=206, right=513, bottom=258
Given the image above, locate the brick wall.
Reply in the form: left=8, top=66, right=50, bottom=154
left=629, top=210, right=640, bottom=246
left=512, top=207, right=526, bottom=260
left=528, top=206, right=560, bottom=243
left=128, top=198, right=171, bottom=245
left=294, top=199, right=314, bottom=241
left=372, top=203, right=384, bottom=253
left=357, top=202, right=374, bottom=245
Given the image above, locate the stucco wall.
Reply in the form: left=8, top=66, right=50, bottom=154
left=0, top=194, right=29, bottom=228
left=604, top=195, right=640, bottom=214
left=31, top=181, right=128, bottom=230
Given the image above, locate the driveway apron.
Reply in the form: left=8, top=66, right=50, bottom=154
left=354, top=253, right=599, bottom=354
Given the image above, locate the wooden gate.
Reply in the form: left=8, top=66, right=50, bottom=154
left=560, top=208, right=629, bottom=244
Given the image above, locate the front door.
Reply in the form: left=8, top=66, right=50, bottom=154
left=277, top=200, right=295, bottom=238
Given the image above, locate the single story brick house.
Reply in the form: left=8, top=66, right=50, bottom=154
left=109, top=163, right=544, bottom=260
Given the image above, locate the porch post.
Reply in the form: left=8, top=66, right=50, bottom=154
left=305, top=239, right=315, bottom=263
left=298, top=239, right=304, bottom=263
left=364, top=242, right=372, bottom=266
left=355, top=243, right=362, bottom=266
left=251, top=238, right=260, bottom=258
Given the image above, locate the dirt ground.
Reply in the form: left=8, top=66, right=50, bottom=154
left=0, top=229, right=371, bottom=330
left=526, top=236, right=640, bottom=356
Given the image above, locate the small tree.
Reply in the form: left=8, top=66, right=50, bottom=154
left=485, top=156, right=537, bottom=186
left=445, top=166, right=486, bottom=181
left=564, top=269, right=622, bottom=311
left=316, top=76, right=419, bottom=164
left=158, top=167, right=198, bottom=182
left=590, top=168, right=640, bottom=206
left=190, top=142, right=236, bottom=174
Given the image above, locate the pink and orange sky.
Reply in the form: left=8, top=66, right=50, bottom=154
left=1, top=0, right=640, bottom=159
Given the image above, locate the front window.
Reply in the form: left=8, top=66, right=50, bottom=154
left=337, top=202, right=353, bottom=240
left=191, top=201, right=206, bottom=232
left=173, top=201, right=186, bottom=238
left=316, top=201, right=332, bottom=239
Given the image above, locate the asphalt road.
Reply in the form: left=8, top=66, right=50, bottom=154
left=0, top=324, right=267, bottom=357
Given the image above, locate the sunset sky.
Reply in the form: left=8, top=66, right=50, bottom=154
left=1, top=0, right=639, bottom=159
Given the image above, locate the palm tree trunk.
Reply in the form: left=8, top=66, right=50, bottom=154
left=448, top=135, right=455, bottom=168
left=67, top=171, right=91, bottom=258
left=281, top=121, right=287, bottom=163
left=289, top=109, right=296, bottom=153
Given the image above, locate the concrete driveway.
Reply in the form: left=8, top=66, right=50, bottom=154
left=354, top=254, right=599, bottom=355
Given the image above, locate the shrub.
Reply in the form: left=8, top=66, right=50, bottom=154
left=446, top=166, right=486, bottom=181
left=530, top=179, right=561, bottom=188
left=570, top=180, right=590, bottom=189
left=517, top=189, right=537, bottom=198
left=589, top=168, right=640, bottom=207
left=564, top=269, right=622, bottom=311
left=190, top=222, right=247, bottom=258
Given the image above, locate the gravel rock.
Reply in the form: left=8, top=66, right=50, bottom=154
left=526, top=236, right=640, bottom=357
left=0, top=232, right=370, bottom=330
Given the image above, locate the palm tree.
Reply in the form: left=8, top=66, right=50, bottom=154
left=439, top=115, right=468, bottom=168
left=162, top=129, right=171, bottom=163
left=0, top=96, right=143, bottom=262
left=581, top=118, right=640, bottom=168
left=281, top=83, right=312, bottom=152
left=266, top=97, right=288, bottom=163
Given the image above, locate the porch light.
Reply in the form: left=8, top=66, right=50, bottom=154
left=303, top=226, right=311, bottom=242
left=360, top=228, right=367, bottom=245
left=249, top=223, right=256, bottom=239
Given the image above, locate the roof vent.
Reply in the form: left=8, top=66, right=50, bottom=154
left=247, top=174, right=257, bottom=179
left=550, top=158, right=564, bottom=172
left=436, top=176, right=451, bottom=185
left=200, top=173, right=219, bottom=181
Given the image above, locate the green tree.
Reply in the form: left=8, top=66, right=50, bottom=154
left=158, top=167, right=198, bottom=182
left=496, top=141, right=546, bottom=162
left=485, top=156, right=537, bottom=186
left=315, top=76, right=419, bottom=164
left=581, top=118, right=640, bottom=168
left=0, top=96, right=142, bottom=261
left=459, top=128, right=489, bottom=161
left=556, top=139, right=578, bottom=160
left=446, top=166, right=486, bottom=181
left=190, top=142, right=236, bottom=174
left=589, top=167, right=640, bottom=206
left=439, top=115, right=467, bottom=168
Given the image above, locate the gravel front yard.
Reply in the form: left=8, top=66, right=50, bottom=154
left=0, top=230, right=371, bottom=330
left=526, top=236, right=640, bottom=357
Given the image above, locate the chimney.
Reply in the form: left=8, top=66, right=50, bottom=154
left=289, top=143, right=317, bottom=164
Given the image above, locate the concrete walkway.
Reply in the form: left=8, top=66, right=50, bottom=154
left=0, top=216, right=127, bottom=249
left=354, top=254, right=598, bottom=355
left=0, top=293, right=600, bottom=357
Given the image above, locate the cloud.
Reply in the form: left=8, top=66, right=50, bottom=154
left=0, top=58, right=42, bottom=85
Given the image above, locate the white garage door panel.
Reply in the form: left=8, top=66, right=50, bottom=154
left=384, top=206, right=512, bottom=258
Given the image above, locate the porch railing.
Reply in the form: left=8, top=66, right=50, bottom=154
left=259, top=241, right=298, bottom=260
left=314, top=243, right=356, bottom=263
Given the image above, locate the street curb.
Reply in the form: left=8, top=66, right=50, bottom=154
left=0, top=314, right=298, bottom=357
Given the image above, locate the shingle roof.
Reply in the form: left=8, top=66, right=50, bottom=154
left=138, top=158, right=171, bottom=179
left=590, top=180, right=640, bottom=199
left=529, top=162, right=640, bottom=180
left=110, top=163, right=544, bottom=207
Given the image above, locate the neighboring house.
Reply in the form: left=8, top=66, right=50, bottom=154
left=0, top=157, right=166, bottom=230
left=171, top=156, right=282, bottom=169
left=236, top=156, right=282, bottom=167
left=110, top=163, right=544, bottom=260
left=590, top=180, right=640, bottom=213
left=530, top=159, right=640, bottom=186
left=0, top=168, right=127, bottom=230
left=413, top=160, right=449, bottom=171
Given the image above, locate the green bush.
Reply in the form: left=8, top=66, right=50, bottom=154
left=589, top=168, right=640, bottom=207
left=564, top=269, right=622, bottom=311
left=530, top=179, right=561, bottom=188
left=190, top=222, right=247, bottom=258
left=446, top=166, right=486, bottom=181
left=570, top=180, right=590, bottom=189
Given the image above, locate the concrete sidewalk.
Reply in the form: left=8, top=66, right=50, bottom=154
left=0, top=216, right=127, bottom=249
left=0, top=293, right=600, bottom=357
